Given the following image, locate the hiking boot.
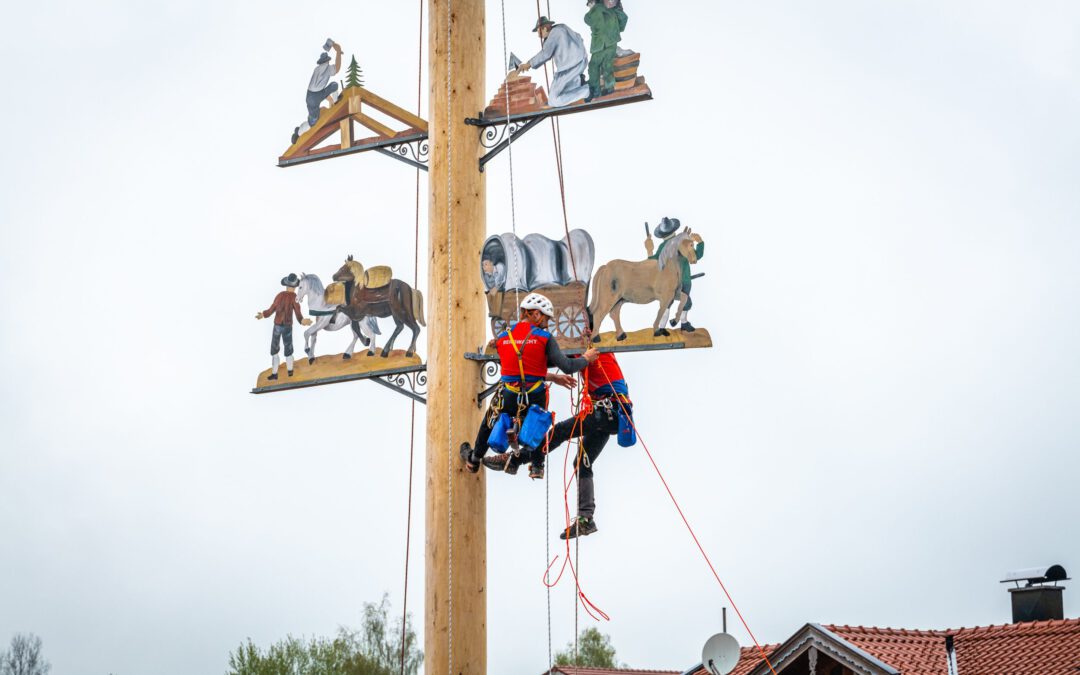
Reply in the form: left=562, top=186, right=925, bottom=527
left=680, top=322, right=696, bottom=332
left=529, top=463, right=545, bottom=480
left=267, top=373, right=278, bottom=381
left=291, top=127, right=300, bottom=144
left=559, top=516, right=598, bottom=540
left=482, top=453, right=519, bottom=475
left=459, top=443, right=480, bottom=474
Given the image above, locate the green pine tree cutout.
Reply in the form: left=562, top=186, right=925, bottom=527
left=345, top=56, right=364, bottom=89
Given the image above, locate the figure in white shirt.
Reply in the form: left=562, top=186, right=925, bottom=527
left=292, top=40, right=343, bottom=144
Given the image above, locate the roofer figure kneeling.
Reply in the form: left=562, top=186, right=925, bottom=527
left=460, top=293, right=599, bottom=480
left=487, top=345, right=633, bottom=539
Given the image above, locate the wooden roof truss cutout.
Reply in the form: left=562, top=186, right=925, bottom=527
left=278, top=86, right=429, bottom=169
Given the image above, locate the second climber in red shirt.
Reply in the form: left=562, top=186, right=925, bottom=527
left=486, top=339, right=632, bottom=539
left=460, top=293, right=599, bottom=479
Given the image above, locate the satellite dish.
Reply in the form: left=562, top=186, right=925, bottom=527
left=701, top=632, right=740, bottom=675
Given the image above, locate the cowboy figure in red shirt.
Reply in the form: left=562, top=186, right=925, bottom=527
left=256, top=273, right=313, bottom=380
left=460, top=293, right=599, bottom=480
left=486, top=332, right=631, bottom=539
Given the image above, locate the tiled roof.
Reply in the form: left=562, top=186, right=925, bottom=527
left=685, top=618, right=1080, bottom=675
left=951, top=617, right=1080, bottom=674
left=546, top=667, right=680, bottom=675
left=824, top=625, right=950, bottom=674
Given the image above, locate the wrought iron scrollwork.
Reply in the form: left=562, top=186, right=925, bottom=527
left=386, top=138, right=430, bottom=165
left=377, top=138, right=429, bottom=171
left=372, top=368, right=428, bottom=404
left=480, top=120, right=530, bottom=149
left=476, top=361, right=501, bottom=408
left=477, top=116, right=547, bottom=171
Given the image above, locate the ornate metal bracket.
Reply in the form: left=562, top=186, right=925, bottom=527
left=464, top=352, right=501, bottom=408
left=468, top=116, right=547, bottom=172
left=477, top=361, right=501, bottom=408
left=370, top=368, right=428, bottom=404
left=375, top=137, right=430, bottom=172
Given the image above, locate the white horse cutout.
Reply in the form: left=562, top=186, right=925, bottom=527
left=297, top=273, right=380, bottom=362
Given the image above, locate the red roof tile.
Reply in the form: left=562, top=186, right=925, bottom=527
left=826, top=619, right=1080, bottom=675
left=545, top=667, right=680, bottom=675
left=686, top=618, right=1080, bottom=674
left=952, top=617, right=1080, bottom=674
left=824, top=624, right=949, bottom=674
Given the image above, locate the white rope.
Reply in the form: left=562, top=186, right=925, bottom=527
left=498, top=0, right=521, bottom=313
left=444, top=1, right=455, bottom=673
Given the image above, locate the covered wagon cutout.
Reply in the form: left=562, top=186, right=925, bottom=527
left=481, top=229, right=594, bottom=350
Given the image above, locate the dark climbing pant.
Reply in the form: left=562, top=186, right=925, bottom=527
left=540, top=400, right=625, bottom=519
left=472, top=385, right=547, bottom=458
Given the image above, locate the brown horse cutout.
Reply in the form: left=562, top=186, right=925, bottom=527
left=587, top=231, right=703, bottom=342
left=332, top=256, right=426, bottom=358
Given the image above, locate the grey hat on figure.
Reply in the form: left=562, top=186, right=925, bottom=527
left=532, top=16, right=556, bottom=32
left=281, top=273, right=301, bottom=287
left=317, top=52, right=331, bottom=64
left=654, top=217, right=681, bottom=238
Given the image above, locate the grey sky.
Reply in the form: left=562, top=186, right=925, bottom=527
left=1, top=1, right=1078, bottom=673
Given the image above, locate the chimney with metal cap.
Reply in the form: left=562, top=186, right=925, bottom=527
left=1000, top=564, right=1069, bottom=623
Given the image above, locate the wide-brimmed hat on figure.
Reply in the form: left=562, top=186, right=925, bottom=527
left=653, top=217, right=681, bottom=239
left=317, top=52, right=331, bottom=64
left=532, top=16, right=556, bottom=32
left=281, top=273, right=301, bottom=287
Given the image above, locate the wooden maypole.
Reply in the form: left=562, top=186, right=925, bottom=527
left=425, top=1, right=487, bottom=673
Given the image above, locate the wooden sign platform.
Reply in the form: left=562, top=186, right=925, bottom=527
left=252, top=352, right=424, bottom=394
left=466, top=326, right=712, bottom=361
left=467, top=78, right=652, bottom=127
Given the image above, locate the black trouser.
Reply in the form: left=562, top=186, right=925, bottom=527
left=472, top=384, right=547, bottom=458
left=542, top=400, right=624, bottom=519
left=270, top=324, right=294, bottom=357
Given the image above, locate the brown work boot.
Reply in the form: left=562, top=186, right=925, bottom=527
left=482, top=453, right=519, bottom=475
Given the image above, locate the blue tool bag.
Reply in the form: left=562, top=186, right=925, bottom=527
left=488, top=413, right=512, bottom=453
left=518, top=405, right=553, bottom=450
left=617, top=406, right=636, bottom=447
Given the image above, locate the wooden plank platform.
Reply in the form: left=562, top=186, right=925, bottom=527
left=252, top=351, right=424, bottom=394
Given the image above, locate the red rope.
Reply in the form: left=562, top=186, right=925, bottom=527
left=594, top=363, right=780, bottom=675
left=533, top=1, right=578, bottom=283
left=540, top=381, right=610, bottom=622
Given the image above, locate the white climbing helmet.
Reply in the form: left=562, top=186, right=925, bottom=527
left=519, top=292, right=555, bottom=319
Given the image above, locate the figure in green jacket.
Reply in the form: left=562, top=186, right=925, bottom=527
left=584, top=0, right=628, bottom=99
left=645, top=217, right=705, bottom=332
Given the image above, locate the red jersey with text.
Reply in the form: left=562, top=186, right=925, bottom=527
left=496, top=322, right=552, bottom=384
left=584, top=353, right=629, bottom=397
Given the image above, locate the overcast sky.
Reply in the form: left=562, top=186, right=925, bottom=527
left=1, top=1, right=1078, bottom=673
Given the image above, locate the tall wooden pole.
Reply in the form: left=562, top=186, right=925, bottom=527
left=425, top=1, right=486, bottom=674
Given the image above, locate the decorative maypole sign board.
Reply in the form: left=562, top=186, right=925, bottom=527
left=255, top=5, right=710, bottom=396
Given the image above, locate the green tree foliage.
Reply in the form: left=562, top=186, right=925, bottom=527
left=227, top=595, right=422, bottom=675
left=0, top=633, right=52, bottom=675
left=345, top=56, right=364, bottom=89
left=553, top=627, right=621, bottom=668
